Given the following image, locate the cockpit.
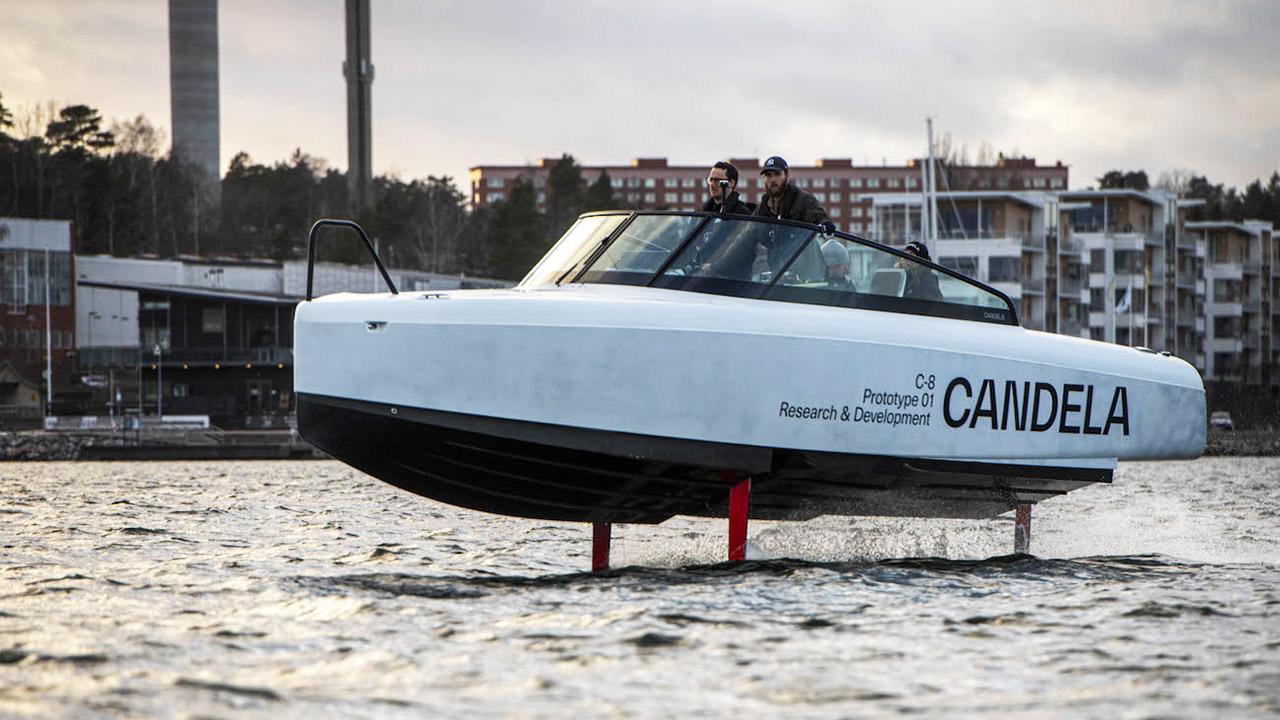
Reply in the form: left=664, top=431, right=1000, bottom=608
left=519, top=211, right=1017, bottom=326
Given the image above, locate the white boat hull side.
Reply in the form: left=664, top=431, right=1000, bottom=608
left=295, top=285, right=1206, bottom=465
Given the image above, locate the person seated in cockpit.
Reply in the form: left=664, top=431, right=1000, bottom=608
left=898, top=241, right=944, bottom=301
left=821, top=240, right=856, bottom=290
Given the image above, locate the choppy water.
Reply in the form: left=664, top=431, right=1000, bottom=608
left=1, top=457, right=1277, bottom=718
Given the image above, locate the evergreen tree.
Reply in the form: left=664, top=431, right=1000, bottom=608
left=546, top=153, right=584, bottom=240
left=487, top=179, right=545, bottom=280
left=583, top=170, right=617, bottom=211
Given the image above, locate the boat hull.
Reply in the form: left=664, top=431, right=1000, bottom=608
left=299, top=392, right=1109, bottom=523
left=295, top=284, right=1205, bottom=523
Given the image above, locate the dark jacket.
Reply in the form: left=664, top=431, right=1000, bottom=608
left=904, top=267, right=944, bottom=301
left=753, top=183, right=831, bottom=226
left=701, top=190, right=754, bottom=216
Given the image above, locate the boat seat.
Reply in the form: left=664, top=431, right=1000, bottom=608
left=869, top=268, right=906, bottom=297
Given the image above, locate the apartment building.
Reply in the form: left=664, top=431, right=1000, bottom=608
left=1185, top=220, right=1277, bottom=385
left=469, top=155, right=1068, bottom=237
left=866, top=187, right=1280, bottom=388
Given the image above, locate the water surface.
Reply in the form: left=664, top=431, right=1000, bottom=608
left=1, top=458, right=1277, bottom=718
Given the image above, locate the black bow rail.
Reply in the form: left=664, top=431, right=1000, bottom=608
left=305, top=219, right=399, bottom=301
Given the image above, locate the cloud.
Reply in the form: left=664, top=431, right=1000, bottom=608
left=2, top=0, right=1277, bottom=190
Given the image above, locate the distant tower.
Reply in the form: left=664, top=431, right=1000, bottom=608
left=168, top=0, right=221, bottom=184
left=344, top=0, right=374, bottom=212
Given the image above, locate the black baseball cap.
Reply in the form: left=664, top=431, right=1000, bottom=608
left=904, top=241, right=931, bottom=261
left=760, top=156, right=789, bottom=174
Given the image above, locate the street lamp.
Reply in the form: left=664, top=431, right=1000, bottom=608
left=154, top=344, right=163, bottom=419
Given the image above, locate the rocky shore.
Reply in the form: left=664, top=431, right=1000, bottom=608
left=0, top=431, right=324, bottom=461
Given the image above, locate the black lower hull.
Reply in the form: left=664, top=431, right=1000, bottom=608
left=298, top=393, right=1111, bottom=524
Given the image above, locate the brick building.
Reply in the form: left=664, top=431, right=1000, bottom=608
left=469, top=155, right=1068, bottom=236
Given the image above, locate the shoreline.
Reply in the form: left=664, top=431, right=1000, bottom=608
left=2, top=427, right=1275, bottom=461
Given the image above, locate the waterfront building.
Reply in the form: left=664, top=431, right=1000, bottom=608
left=867, top=189, right=1274, bottom=389
left=1185, top=220, right=1277, bottom=386
left=0, top=219, right=75, bottom=423
left=72, top=255, right=509, bottom=428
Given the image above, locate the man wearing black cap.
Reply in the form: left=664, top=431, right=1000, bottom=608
left=899, top=241, right=945, bottom=301
left=753, top=155, right=835, bottom=233
left=701, top=161, right=754, bottom=215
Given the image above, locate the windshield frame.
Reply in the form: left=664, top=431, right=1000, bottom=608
left=526, top=210, right=1020, bottom=326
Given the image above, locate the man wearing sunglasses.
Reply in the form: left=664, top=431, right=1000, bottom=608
left=701, top=161, right=754, bottom=215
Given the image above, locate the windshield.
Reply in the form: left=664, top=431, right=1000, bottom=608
left=519, top=211, right=1017, bottom=325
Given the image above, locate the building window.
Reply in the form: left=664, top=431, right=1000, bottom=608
left=202, top=308, right=224, bottom=334
left=812, top=178, right=826, bottom=188
left=1115, top=250, right=1144, bottom=273
left=627, top=178, right=640, bottom=188
left=1032, top=177, right=1046, bottom=188
left=829, top=192, right=842, bottom=203
left=644, top=178, right=655, bottom=188
left=797, top=179, right=810, bottom=188
left=830, top=207, right=842, bottom=218
left=1090, top=287, right=1105, bottom=307
left=664, top=178, right=678, bottom=188
left=1214, top=279, right=1241, bottom=303
left=1089, top=249, right=1106, bottom=268
left=533, top=177, right=545, bottom=188
left=906, top=178, right=918, bottom=189
left=627, top=192, right=640, bottom=203
left=887, top=178, right=901, bottom=189
left=537, top=192, right=546, bottom=204
left=682, top=178, right=696, bottom=188
left=988, top=256, right=1020, bottom=283
left=1050, top=178, right=1064, bottom=189
left=682, top=192, right=695, bottom=203
left=664, top=193, right=678, bottom=203
left=644, top=192, right=655, bottom=203
left=611, top=178, right=623, bottom=188
left=850, top=207, right=863, bottom=218
left=813, top=192, right=826, bottom=203
left=866, top=178, right=880, bottom=189
left=486, top=178, right=503, bottom=188
left=850, top=178, right=863, bottom=188
left=940, top=256, right=979, bottom=278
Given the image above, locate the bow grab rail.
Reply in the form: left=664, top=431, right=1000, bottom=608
left=305, top=219, right=399, bottom=301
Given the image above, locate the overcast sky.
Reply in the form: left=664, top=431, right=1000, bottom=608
left=3, top=0, right=1278, bottom=193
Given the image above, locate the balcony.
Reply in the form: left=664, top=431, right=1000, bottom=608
left=76, top=345, right=294, bottom=370
left=1059, top=236, right=1084, bottom=256
left=163, top=346, right=295, bottom=366
left=1021, top=234, right=1045, bottom=251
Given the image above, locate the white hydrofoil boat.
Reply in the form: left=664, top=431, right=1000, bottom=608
left=294, top=212, right=1205, bottom=566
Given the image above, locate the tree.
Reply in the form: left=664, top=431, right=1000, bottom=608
left=546, top=153, right=584, bottom=240
left=1156, top=168, right=1195, bottom=195
left=1097, top=169, right=1148, bottom=191
left=583, top=170, right=617, bottom=211
left=0, top=93, right=12, bottom=139
left=45, top=105, right=114, bottom=154
left=487, top=179, right=545, bottom=280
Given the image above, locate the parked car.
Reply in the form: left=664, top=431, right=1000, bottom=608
left=1209, top=410, right=1234, bottom=430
